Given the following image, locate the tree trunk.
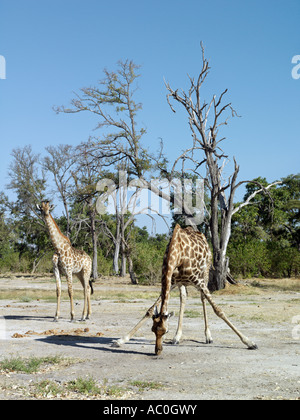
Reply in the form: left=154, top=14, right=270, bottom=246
left=208, top=181, right=234, bottom=291
left=208, top=251, right=229, bottom=292
left=127, top=254, right=138, bottom=284
left=113, top=239, right=120, bottom=274
left=120, top=212, right=126, bottom=277
left=112, top=214, right=121, bottom=275
left=31, top=251, right=48, bottom=274
left=90, top=211, right=98, bottom=280
left=120, top=248, right=127, bottom=277
left=120, top=216, right=127, bottom=277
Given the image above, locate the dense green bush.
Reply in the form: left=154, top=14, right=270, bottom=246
left=97, top=249, right=114, bottom=276
left=132, top=241, right=165, bottom=284
left=227, top=240, right=300, bottom=278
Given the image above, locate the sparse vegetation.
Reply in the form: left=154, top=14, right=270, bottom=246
left=0, top=356, right=68, bottom=374
left=0, top=373, right=165, bottom=399
left=10, top=377, right=131, bottom=399
left=129, top=380, right=164, bottom=391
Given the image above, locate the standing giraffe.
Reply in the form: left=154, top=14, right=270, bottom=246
left=37, top=201, right=93, bottom=322
left=114, top=224, right=257, bottom=354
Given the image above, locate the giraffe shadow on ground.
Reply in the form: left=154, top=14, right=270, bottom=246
left=164, top=338, right=249, bottom=350
left=37, top=335, right=154, bottom=357
left=4, top=315, right=54, bottom=322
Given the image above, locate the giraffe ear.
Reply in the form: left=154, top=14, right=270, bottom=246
left=163, top=311, right=174, bottom=320
left=36, top=204, right=41, bottom=212
left=49, top=204, right=55, bottom=212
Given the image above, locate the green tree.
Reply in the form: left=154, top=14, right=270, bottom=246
left=229, top=174, right=300, bottom=278
left=6, top=146, right=51, bottom=272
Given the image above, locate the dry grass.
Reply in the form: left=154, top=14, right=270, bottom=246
left=214, top=278, right=300, bottom=296
left=0, top=275, right=299, bottom=303
left=248, top=278, right=300, bottom=292
left=0, top=289, right=56, bottom=302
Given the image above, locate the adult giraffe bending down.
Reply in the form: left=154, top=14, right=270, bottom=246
left=37, top=201, right=93, bottom=322
left=114, top=224, right=257, bottom=354
left=152, top=224, right=257, bottom=355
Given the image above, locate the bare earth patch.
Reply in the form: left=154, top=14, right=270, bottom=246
left=0, top=275, right=299, bottom=400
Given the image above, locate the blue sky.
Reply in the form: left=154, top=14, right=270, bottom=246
left=0, top=0, right=299, bottom=231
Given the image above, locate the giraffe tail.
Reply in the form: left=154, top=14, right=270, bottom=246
left=89, top=279, right=94, bottom=295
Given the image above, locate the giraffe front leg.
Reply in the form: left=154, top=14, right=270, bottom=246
left=52, top=254, right=61, bottom=322
left=113, top=294, right=163, bottom=347
left=172, top=285, right=186, bottom=345
left=80, top=266, right=92, bottom=321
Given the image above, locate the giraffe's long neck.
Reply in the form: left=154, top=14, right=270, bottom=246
left=160, top=225, right=181, bottom=314
left=45, top=214, right=70, bottom=253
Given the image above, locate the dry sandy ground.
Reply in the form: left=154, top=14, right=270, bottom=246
left=0, top=275, right=299, bottom=400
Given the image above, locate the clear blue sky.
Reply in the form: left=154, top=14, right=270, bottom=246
left=0, top=0, right=299, bottom=230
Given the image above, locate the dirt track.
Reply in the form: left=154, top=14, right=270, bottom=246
left=0, top=275, right=299, bottom=400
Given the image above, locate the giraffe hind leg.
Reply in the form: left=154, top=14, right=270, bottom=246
left=52, top=254, right=61, bottom=322
left=200, top=284, right=257, bottom=350
left=76, top=268, right=92, bottom=321
left=172, top=285, right=186, bottom=345
left=201, top=291, right=213, bottom=344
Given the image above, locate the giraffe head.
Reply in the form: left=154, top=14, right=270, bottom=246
left=152, top=307, right=174, bottom=355
left=36, top=201, right=54, bottom=217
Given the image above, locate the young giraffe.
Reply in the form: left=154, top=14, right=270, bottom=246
left=152, top=224, right=257, bottom=355
left=37, top=201, right=93, bottom=322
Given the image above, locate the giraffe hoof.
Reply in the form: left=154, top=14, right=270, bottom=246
left=53, top=317, right=58, bottom=322
left=111, top=340, right=122, bottom=348
left=206, top=339, right=213, bottom=344
left=171, top=338, right=180, bottom=345
left=248, top=342, right=258, bottom=350
left=155, top=346, right=163, bottom=355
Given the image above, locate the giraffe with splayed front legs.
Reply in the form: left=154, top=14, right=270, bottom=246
left=152, top=224, right=257, bottom=355
left=114, top=224, right=257, bottom=354
left=37, top=201, right=93, bottom=322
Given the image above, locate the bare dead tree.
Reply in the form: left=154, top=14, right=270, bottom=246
left=54, top=61, right=149, bottom=278
left=96, top=168, right=169, bottom=283
left=43, top=144, right=76, bottom=237
left=54, top=60, right=195, bottom=225
left=70, top=142, right=104, bottom=280
left=54, top=60, right=150, bottom=178
left=165, top=43, right=281, bottom=290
